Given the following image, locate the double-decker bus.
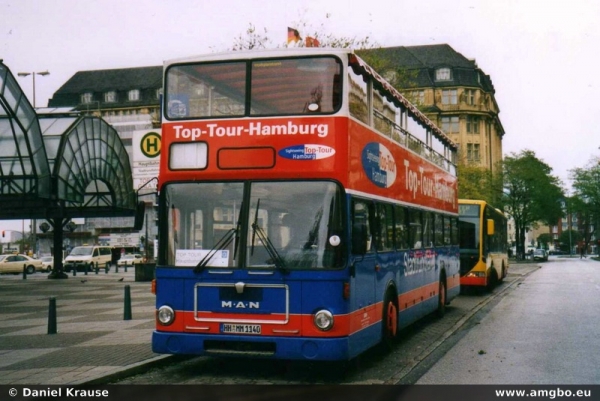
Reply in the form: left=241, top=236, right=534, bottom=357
left=458, top=199, right=509, bottom=289
left=152, top=48, right=460, bottom=361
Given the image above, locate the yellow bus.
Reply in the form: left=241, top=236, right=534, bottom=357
left=458, top=199, right=508, bottom=289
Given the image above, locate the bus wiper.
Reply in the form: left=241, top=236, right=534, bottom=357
left=194, top=228, right=236, bottom=272
left=250, top=199, right=286, bottom=272
left=251, top=222, right=286, bottom=272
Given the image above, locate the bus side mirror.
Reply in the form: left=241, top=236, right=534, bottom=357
left=133, top=201, right=146, bottom=231
left=352, top=223, right=368, bottom=255
left=487, top=219, right=495, bottom=236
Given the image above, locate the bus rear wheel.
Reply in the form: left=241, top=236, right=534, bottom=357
left=381, top=292, right=398, bottom=349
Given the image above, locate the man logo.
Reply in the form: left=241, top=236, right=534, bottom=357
left=221, top=301, right=260, bottom=309
left=140, top=132, right=161, bottom=158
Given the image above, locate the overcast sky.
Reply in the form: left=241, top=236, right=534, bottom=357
left=2, top=0, right=599, bottom=233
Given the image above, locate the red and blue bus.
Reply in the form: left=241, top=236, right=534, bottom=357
left=152, top=48, right=460, bottom=361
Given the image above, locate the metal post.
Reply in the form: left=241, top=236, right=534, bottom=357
left=48, top=297, right=57, bottom=334
left=22, top=264, right=27, bottom=280
left=123, top=285, right=132, bottom=320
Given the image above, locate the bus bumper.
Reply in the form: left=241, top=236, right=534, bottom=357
left=152, top=331, right=355, bottom=361
left=460, top=275, right=487, bottom=287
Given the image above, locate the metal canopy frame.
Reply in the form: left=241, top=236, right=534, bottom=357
left=0, top=61, right=138, bottom=220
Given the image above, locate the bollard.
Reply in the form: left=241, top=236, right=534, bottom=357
left=95, top=262, right=99, bottom=275
left=105, top=262, right=109, bottom=274
left=48, top=297, right=57, bottom=334
left=22, top=264, right=27, bottom=280
left=84, top=264, right=88, bottom=275
left=115, top=264, right=119, bottom=273
left=124, top=264, right=128, bottom=273
left=72, top=267, right=77, bottom=276
left=123, top=285, right=132, bottom=320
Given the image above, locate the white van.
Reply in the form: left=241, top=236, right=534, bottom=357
left=63, top=245, right=113, bottom=272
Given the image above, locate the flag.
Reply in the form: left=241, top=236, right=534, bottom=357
left=305, top=36, right=320, bottom=47
left=287, top=27, right=301, bottom=47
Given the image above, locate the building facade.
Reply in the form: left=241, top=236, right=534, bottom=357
left=359, top=44, right=504, bottom=173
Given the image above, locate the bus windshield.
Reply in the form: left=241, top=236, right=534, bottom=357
left=165, top=56, right=342, bottom=119
left=165, top=181, right=345, bottom=270
left=459, top=204, right=480, bottom=252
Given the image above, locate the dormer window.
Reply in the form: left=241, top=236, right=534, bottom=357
left=104, top=91, right=117, bottom=103
left=128, top=89, right=140, bottom=101
left=81, top=92, right=93, bottom=104
left=435, top=67, right=452, bottom=81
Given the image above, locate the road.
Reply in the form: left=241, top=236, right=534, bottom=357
left=418, top=256, right=600, bottom=384
left=109, top=262, right=541, bottom=385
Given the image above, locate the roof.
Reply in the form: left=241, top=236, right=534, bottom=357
left=53, top=66, right=162, bottom=94
left=357, top=44, right=496, bottom=92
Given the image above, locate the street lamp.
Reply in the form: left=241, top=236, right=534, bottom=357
left=17, top=70, right=50, bottom=108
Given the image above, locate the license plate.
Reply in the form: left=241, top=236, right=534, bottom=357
left=221, top=323, right=261, bottom=335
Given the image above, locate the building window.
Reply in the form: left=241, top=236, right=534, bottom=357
left=467, top=143, right=480, bottom=161
left=441, top=89, right=457, bottom=105
left=464, top=89, right=476, bottom=105
left=441, top=116, right=459, bottom=134
left=128, top=89, right=140, bottom=101
left=410, top=90, right=425, bottom=105
left=435, top=68, right=452, bottom=81
left=104, top=91, right=117, bottom=103
left=467, top=116, right=480, bottom=134
left=81, top=92, right=93, bottom=104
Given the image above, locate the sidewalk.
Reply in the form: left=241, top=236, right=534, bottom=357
left=0, top=267, right=167, bottom=385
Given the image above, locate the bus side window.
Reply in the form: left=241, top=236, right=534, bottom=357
left=435, top=214, right=445, bottom=247
left=352, top=199, right=372, bottom=254
left=375, top=203, right=394, bottom=252
left=408, top=209, right=423, bottom=249
left=394, top=205, right=409, bottom=250
left=423, top=211, right=433, bottom=248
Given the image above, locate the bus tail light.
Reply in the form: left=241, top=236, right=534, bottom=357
left=466, top=271, right=486, bottom=278
left=313, top=310, right=334, bottom=331
left=157, top=305, right=175, bottom=326
left=343, top=282, right=350, bottom=300
left=151, top=279, right=156, bottom=294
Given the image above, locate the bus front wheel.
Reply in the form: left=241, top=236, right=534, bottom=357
left=381, top=292, right=398, bottom=349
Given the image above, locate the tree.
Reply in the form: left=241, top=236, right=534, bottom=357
left=557, top=229, right=581, bottom=254
left=230, top=23, right=271, bottom=51
left=502, top=150, right=564, bottom=259
left=456, top=160, right=503, bottom=206
left=537, top=233, right=553, bottom=250
left=570, top=157, right=600, bottom=254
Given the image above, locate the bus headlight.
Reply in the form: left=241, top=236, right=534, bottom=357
left=157, top=305, right=175, bottom=326
left=313, top=310, right=334, bottom=331
left=466, top=271, right=486, bottom=278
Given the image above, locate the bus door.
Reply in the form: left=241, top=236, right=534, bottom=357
left=350, top=199, right=377, bottom=313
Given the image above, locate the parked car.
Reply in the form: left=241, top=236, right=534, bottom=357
left=39, top=256, right=54, bottom=272
left=118, top=253, right=144, bottom=266
left=533, top=249, right=548, bottom=261
left=64, top=245, right=113, bottom=272
left=0, top=254, right=44, bottom=274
